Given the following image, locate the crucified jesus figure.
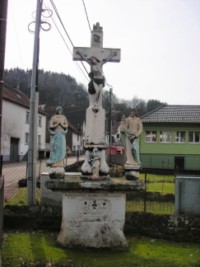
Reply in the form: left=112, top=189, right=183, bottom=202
left=76, top=51, right=117, bottom=112
left=73, top=22, right=120, bottom=113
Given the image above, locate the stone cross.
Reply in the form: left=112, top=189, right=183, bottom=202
left=73, top=22, right=120, bottom=68
left=73, top=22, right=121, bottom=179
left=73, top=22, right=121, bottom=109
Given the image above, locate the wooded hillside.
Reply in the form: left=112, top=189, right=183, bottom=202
left=4, top=68, right=166, bottom=129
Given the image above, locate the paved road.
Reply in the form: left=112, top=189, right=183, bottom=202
left=3, top=156, right=84, bottom=201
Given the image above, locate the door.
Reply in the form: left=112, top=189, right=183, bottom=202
left=10, top=138, right=19, bottom=162
left=175, top=156, right=184, bottom=171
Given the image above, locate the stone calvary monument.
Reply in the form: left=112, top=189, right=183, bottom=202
left=73, top=22, right=120, bottom=180
left=44, top=22, right=145, bottom=250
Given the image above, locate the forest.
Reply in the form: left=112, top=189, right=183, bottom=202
left=4, top=68, right=166, bottom=129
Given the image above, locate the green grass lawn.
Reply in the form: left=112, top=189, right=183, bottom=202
left=2, top=175, right=197, bottom=266
left=6, top=174, right=175, bottom=206
left=146, top=181, right=174, bottom=194
left=126, top=200, right=174, bottom=214
left=6, top=174, right=175, bottom=215
left=5, top=188, right=174, bottom=215
left=140, top=173, right=174, bottom=183
left=5, top=188, right=40, bottom=206
left=2, top=232, right=200, bottom=267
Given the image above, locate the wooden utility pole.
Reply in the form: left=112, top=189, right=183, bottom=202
left=0, top=0, right=8, bottom=171
left=27, top=0, right=42, bottom=206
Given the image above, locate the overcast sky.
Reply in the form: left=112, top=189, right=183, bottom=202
left=4, top=0, right=200, bottom=105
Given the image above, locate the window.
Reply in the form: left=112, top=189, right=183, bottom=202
left=159, top=131, right=171, bottom=143
left=189, top=132, right=200, bottom=143
left=25, top=111, right=29, bottom=124
left=38, top=116, right=42, bottom=127
left=38, top=135, right=41, bottom=147
left=145, top=131, right=157, bottom=143
left=77, top=135, right=79, bottom=141
left=25, top=133, right=29, bottom=144
left=175, top=131, right=185, bottom=143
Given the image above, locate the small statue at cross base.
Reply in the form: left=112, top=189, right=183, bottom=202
left=81, top=147, right=109, bottom=180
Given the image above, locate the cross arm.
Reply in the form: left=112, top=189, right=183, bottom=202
left=73, top=47, right=121, bottom=63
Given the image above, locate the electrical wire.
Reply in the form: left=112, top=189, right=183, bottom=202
left=81, top=0, right=92, bottom=32
left=48, top=0, right=90, bottom=79
left=80, top=0, right=115, bottom=103
left=49, top=0, right=74, bottom=47
left=47, top=0, right=118, bottom=107
left=43, top=1, right=89, bottom=82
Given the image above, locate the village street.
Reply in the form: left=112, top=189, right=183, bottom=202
left=3, top=155, right=84, bottom=200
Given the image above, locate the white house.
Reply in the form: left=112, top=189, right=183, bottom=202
left=1, top=84, right=47, bottom=161
left=66, top=122, right=83, bottom=156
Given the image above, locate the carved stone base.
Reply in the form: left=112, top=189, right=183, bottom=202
left=45, top=175, right=145, bottom=249
left=57, top=193, right=128, bottom=249
left=81, top=175, right=110, bottom=181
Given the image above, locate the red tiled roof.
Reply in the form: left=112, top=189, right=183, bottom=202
left=3, top=84, right=30, bottom=108
left=2, top=84, right=46, bottom=115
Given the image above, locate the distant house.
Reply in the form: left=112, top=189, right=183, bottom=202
left=67, top=122, right=83, bottom=156
left=140, top=105, right=200, bottom=171
left=1, top=84, right=47, bottom=162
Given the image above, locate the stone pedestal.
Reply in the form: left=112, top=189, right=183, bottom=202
left=41, top=172, right=81, bottom=207
left=46, top=174, right=145, bottom=250
left=58, top=192, right=127, bottom=248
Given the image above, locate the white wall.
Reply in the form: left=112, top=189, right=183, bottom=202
left=72, top=132, right=82, bottom=153
left=1, top=100, right=46, bottom=161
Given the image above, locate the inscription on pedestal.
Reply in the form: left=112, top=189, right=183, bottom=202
left=58, top=192, right=128, bottom=249
left=80, top=198, right=110, bottom=217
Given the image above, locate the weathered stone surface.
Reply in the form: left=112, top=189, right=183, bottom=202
left=44, top=172, right=145, bottom=249
left=41, top=172, right=83, bottom=206
left=57, top=193, right=128, bottom=249
left=45, top=173, right=145, bottom=192
left=41, top=174, right=62, bottom=207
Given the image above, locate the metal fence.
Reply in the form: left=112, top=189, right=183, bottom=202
left=3, top=160, right=48, bottom=201
left=125, top=171, right=175, bottom=215
left=5, top=156, right=200, bottom=216
left=2, top=158, right=176, bottom=215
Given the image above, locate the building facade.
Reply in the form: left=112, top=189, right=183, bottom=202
left=1, top=85, right=46, bottom=161
left=140, top=105, right=200, bottom=171
left=67, top=123, right=83, bottom=156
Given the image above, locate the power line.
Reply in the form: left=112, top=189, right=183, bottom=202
left=48, top=0, right=117, bottom=104
left=48, top=0, right=90, bottom=80
left=81, top=0, right=92, bottom=32
left=49, top=0, right=74, bottom=47
left=43, top=1, right=89, bottom=82
left=44, top=1, right=71, bottom=54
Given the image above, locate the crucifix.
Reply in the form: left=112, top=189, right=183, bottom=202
left=73, top=22, right=121, bottom=111
left=73, top=22, right=121, bottom=179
